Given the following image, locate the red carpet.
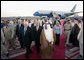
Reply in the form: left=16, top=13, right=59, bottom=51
left=10, top=20, right=65, bottom=59
left=11, top=33, right=65, bottom=59
left=11, top=37, right=65, bottom=59
left=2, top=20, right=82, bottom=59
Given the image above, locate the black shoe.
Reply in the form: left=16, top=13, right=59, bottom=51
left=6, top=53, right=9, bottom=58
left=80, top=55, right=83, bottom=58
left=66, top=44, right=69, bottom=46
left=25, top=55, right=29, bottom=59
left=36, top=51, right=39, bottom=55
left=56, top=44, right=59, bottom=45
left=20, top=47, right=24, bottom=49
left=21, top=47, right=25, bottom=49
left=25, top=57, right=28, bottom=59
left=20, top=47, right=22, bottom=49
left=23, top=47, right=25, bottom=49
left=13, top=47, right=16, bottom=50
left=29, top=50, right=32, bottom=54
left=56, top=43, right=59, bottom=45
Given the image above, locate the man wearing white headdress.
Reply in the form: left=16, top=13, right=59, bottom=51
left=49, top=17, right=52, bottom=24
left=40, top=23, right=56, bottom=59
left=77, top=27, right=83, bottom=58
left=71, top=19, right=75, bottom=27
left=49, top=17, right=53, bottom=28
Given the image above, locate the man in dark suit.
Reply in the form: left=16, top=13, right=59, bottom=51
left=31, top=19, right=37, bottom=41
left=16, top=19, right=24, bottom=49
left=20, top=21, right=33, bottom=59
left=33, top=21, right=43, bottom=54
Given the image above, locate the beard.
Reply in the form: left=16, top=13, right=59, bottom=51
left=45, top=26, right=47, bottom=29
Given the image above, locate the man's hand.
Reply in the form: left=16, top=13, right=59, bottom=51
left=49, top=42, right=53, bottom=46
left=3, top=42, right=5, bottom=45
left=51, top=42, right=53, bottom=44
left=16, top=35, right=18, bottom=38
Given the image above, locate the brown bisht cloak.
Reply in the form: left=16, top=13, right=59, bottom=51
left=40, top=29, right=56, bottom=59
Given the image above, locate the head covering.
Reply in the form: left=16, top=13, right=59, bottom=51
left=66, top=18, right=70, bottom=21
left=8, top=21, right=13, bottom=26
left=78, top=20, right=81, bottom=23
left=44, top=23, right=53, bottom=43
left=74, top=20, right=78, bottom=24
left=5, top=21, right=9, bottom=25
left=43, top=23, right=51, bottom=30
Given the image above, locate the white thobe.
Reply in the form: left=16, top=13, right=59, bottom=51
left=77, top=28, right=83, bottom=56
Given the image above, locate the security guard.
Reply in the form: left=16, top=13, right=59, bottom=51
left=64, top=18, right=72, bottom=45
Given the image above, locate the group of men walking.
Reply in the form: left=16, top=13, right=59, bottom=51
left=1, top=17, right=83, bottom=59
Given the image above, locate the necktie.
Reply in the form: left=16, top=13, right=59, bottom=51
left=24, top=28, right=26, bottom=35
left=36, top=26, right=38, bottom=31
left=19, top=24, right=21, bottom=30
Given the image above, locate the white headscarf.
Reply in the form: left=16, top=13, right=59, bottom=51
left=44, top=24, right=53, bottom=43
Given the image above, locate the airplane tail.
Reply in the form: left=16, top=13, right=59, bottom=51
left=71, top=4, right=77, bottom=12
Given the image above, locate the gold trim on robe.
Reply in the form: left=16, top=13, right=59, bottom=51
left=40, top=29, right=56, bottom=59
left=44, top=29, right=54, bottom=44
left=77, top=23, right=81, bottom=30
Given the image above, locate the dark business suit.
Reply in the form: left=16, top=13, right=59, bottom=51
left=20, top=26, right=33, bottom=58
left=31, top=23, right=35, bottom=41
left=33, top=26, right=43, bottom=53
left=16, top=24, right=24, bottom=48
left=31, top=23, right=34, bottom=29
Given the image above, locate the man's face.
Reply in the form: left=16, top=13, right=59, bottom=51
left=56, top=23, right=59, bottom=26
left=24, top=22, right=29, bottom=28
left=72, top=20, right=74, bottom=22
left=55, top=17, right=58, bottom=20
left=36, top=22, right=39, bottom=26
left=67, top=21, right=70, bottom=24
left=34, top=19, right=37, bottom=24
left=18, top=20, right=22, bottom=24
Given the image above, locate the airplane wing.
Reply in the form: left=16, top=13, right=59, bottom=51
left=63, top=11, right=82, bottom=17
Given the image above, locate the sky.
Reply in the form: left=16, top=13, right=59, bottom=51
left=1, top=1, right=83, bottom=17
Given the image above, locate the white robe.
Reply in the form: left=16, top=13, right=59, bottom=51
left=77, top=28, right=83, bottom=56
left=44, top=24, right=53, bottom=44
